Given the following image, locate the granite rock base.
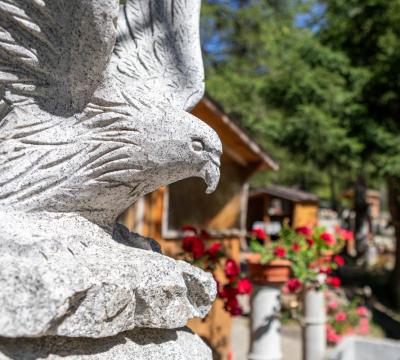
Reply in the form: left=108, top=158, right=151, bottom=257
left=0, top=328, right=211, bottom=360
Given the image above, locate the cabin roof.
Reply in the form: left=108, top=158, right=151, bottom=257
left=191, top=95, right=278, bottom=171
left=250, top=185, right=319, bottom=203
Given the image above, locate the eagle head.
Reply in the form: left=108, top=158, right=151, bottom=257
left=141, top=108, right=222, bottom=195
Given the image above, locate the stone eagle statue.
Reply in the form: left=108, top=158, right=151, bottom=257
left=0, top=0, right=221, bottom=349
left=0, top=0, right=222, bottom=230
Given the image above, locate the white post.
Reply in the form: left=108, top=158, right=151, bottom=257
left=249, top=285, right=282, bottom=360
left=303, top=289, right=326, bottom=360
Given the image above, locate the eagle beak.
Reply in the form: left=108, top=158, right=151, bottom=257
left=203, top=155, right=221, bottom=194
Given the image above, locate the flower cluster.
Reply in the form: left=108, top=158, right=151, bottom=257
left=181, top=225, right=223, bottom=265
left=250, top=225, right=351, bottom=292
left=249, top=225, right=363, bottom=346
left=218, top=259, right=253, bottom=315
left=326, top=292, right=370, bottom=345
left=181, top=225, right=252, bottom=316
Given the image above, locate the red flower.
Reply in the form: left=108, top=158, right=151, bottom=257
left=336, top=228, right=354, bottom=241
left=274, top=246, right=286, bottom=258
left=217, top=285, right=226, bottom=298
left=358, top=317, right=369, bottom=334
left=182, top=236, right=197, bottom=252
left=306, top=238, right=315, bottom=247
left=225, top=296, right=242, bottom=316
left=252, top=227, right=266, bottom=240
left=320, top=232, right=336, bottom=246
left=286, top=278, right=302, bottom=293
left=237, top=278, right=253, bottom=295
left=183, top=236, right=205, bottom=259
left=334, top=255, right=345, bottom=266
left=229, top=306, right=243, bottom=316
left=224, top=259, right=240, bottom=278
left=291, top=243, right=301, bottom=252
left=335, top=311, right=347, bottom=322
left=226, top=295, right=239, bottom=304
left=296, top=226, right=312, bottom=236
left=219, top=284, right=238, bottom=299
left=326, top=325, right=342, bottom=344
left=357, top=306, right=368, bottom=317
left=327, top=300, right=338, bottom=311
left=327, top=276, right=341, bottom=288
left=206, top=243, right=222, bottom=258
left=192, top=239, right=205, bottom=259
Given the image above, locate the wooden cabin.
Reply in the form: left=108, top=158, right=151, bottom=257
left=121, top=95, right=277, bottom=359
left=246, top=185, right=319, bottom=237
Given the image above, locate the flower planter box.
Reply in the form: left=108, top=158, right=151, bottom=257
left=246, top=253, right=291, bottom=285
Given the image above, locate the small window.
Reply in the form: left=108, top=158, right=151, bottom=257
left=162, top=157, right=248, bottom=238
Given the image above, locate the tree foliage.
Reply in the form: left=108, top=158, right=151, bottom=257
left=318, top=0, right=400, bottom=177
left=317, top=0, right=400, bottom=307
left=201, top=0, right=365, bottom=201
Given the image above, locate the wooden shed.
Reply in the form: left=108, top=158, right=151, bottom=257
left=246, top=185, right=319, bottom=237
left=121, top=95, right=277, bottom=359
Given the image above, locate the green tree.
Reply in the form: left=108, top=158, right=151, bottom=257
left=201, top=1, right=363, bottom=207
left=318, top=0, right=400, bottom=307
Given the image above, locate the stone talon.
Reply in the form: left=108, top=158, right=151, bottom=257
left=113, top=223, right=162, bottom=254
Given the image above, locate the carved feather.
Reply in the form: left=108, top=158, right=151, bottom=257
left=113, top=0, right=204, bottom=111
left=0, top=0, right=222, bottom=230
left=0, top=0, right=119, bottom=114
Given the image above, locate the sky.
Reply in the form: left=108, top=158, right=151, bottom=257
left=201, top=1, right=326, bottom=61
left=294, top=2, right=326, bottom=32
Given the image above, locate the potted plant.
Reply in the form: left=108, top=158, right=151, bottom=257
left=246, top=227, right=293, bottom=285
left=325, top=291, right=370, bottom=346
left=246, top=224, right=351, bottom=294
left=247, top=224, right=352, bottom=360
left=246, top=227, right=294, bottom=360
left=275, top=225, right=352, bottom=360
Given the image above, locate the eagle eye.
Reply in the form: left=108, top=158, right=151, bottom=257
left=191, top=139, right=205, bottom=152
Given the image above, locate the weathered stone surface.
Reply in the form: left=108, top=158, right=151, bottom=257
left=0, top=211, right=216, bottom=338
left=0, top=0, right=218, bottom=358
left=0, top=328, right=212, bottom=360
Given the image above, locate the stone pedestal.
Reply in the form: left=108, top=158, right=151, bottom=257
left=249, top=285, right=283, bottom=360
left=303, top=289, right=326, bottom=360
left=0, top=328, right=211, bottom=360
left=0, top=212, right=216, bottom=359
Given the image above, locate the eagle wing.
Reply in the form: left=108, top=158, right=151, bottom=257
left=0, top=0, right=119, bottom=116
left=112, top=0, right=204, bottom=111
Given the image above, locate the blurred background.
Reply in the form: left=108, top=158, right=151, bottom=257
left=120, top=0, right=400, bottom=359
